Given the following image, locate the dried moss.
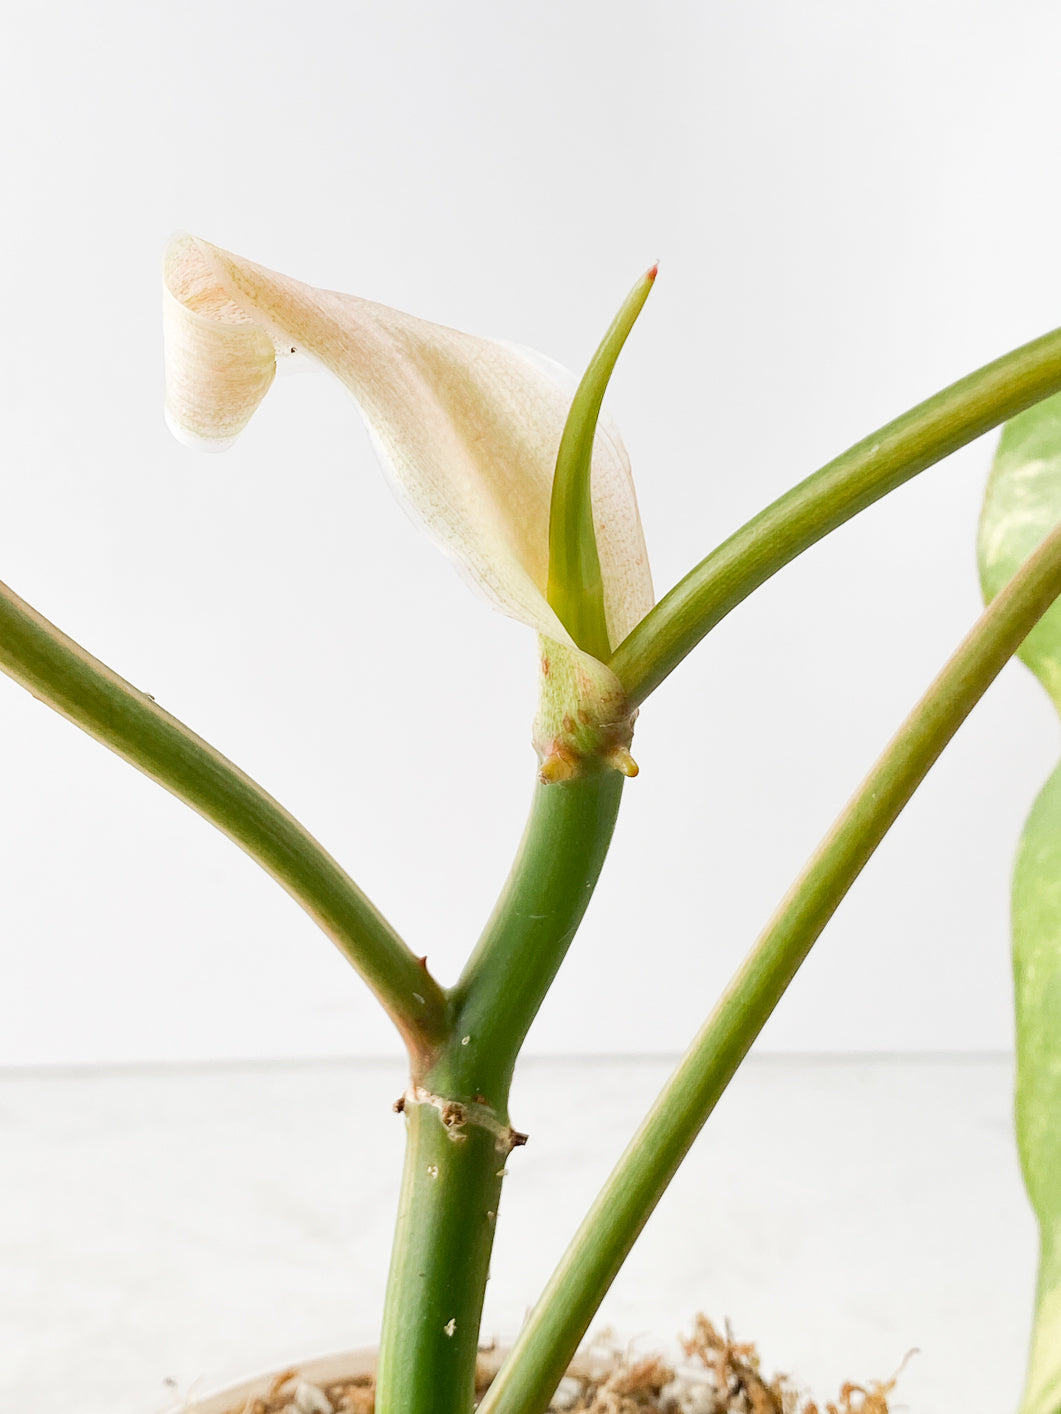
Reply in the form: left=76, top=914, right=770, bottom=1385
left=222, top=1316, right=904, bottom=1414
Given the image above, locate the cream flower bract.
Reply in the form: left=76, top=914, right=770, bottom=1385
left=163, top=236, right=653, bottom=665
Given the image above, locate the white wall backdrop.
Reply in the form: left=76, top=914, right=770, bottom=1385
left=1, top=1, right=1059, bottom=1063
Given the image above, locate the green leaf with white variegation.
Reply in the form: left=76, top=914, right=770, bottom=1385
left=979, top=390, right=1061, bottom=1414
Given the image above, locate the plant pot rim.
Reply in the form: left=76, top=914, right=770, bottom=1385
left=159, top=1341, right=609, bottom=1414
left=161, top=1347, right=378, bottom=1414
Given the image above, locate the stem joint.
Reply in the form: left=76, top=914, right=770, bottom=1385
left=398, top=1084, right=527, bottom=1155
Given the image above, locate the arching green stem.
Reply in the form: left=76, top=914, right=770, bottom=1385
left=0, top=578, right=447, bottom=1059
left=612, top=323, right=1061, bottom=706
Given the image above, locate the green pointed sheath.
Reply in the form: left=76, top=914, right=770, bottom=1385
left=547, top=265, right=656, bottom=660
left=979, top=390, right=1061, bottom=1414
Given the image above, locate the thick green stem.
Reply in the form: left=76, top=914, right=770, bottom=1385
left=479, top=515, right=1061, bottom=1414
left=445, top=772, right=625, bottom=1102
left=611, top=323, right=1061, bottom=706
left=0, top=579, right=447, bottom=1057
left=376, top=1098, right=509, bottom=1414
left=376, top=769, right=625, bottom=1414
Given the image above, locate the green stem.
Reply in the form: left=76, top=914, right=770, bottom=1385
left=0, top=579, right=447, bottom=1058
left=376, top=1098, right=508, bottom=1414
left=375, top=770, right=625, bottom=1414
left=445, top=772, right=625, bottom=1103
left=479, top=515, right=1061, bottom=1414
left=611, top=323, right=1061, bottom=706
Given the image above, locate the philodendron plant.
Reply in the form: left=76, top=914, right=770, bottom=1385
left=3, top=238, right=1061, bottom=1414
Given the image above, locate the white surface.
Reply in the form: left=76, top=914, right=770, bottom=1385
left=0, top=1055, right=1038, bottom=1414
left=1, top=4, right=1061, bottom=1061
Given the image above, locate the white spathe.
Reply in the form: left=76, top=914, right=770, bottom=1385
left=163, top=235, right=653, bottom=658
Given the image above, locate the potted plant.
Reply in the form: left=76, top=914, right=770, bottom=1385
left=3, top=234, right=1060, bottom=1413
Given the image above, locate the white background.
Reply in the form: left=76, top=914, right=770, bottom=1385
left=2, top=0, right=1060, bottom=1065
